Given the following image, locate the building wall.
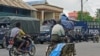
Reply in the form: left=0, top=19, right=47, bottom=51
left=36, top=11, right=61, bottom=22
left=31, top=10, right=37, bottom=18
left=44, top=12, right=53, bottom=20
left=0, top=5, right=36, bottom=17
left=55, top=12, right=61, bottom=20
left=32, top=4, right=63, bottom=24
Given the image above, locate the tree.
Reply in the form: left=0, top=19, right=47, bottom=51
left=77, top=11, right=93, bottom=21
left=95, top=9, right=100, bottom=22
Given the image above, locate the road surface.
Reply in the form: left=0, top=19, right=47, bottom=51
left=0, top=41, right=100, bottom=56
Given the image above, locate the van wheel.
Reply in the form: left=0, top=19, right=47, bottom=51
left=40, top=41, right=44, bottom=44
left=2, top=37, right=7, bottom=48
left=1, top=43, right=5, bottom=48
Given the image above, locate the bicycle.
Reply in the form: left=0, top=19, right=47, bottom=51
left=46, top=43, right=76, bottom=56
left=8, top=36, right=36, bottom=56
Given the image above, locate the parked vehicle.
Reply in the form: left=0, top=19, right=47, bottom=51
left=0, top=22, right=10, bottom=48
left=37, top=25, right=51, bottom=44
left=0, top=16, right=40, bottom=45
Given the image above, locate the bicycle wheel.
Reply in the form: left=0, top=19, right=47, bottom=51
left=46, top=43, right=76, bottom=56
left=29, top=45, right=36, bottom=56
left=46, top=46, right=52, bottom=56
left=9, top=47, right=19, bottom=56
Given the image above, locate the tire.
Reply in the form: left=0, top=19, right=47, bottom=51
left=96, top=37, right=99, bottom=43
left=46, top=46, right=51, bottom=56
left=29, top=45, right=36, bottom=56
left=2, top=37, right=7, bottom=48
left=9, top=47, right=18, bottom=56
left=46, top=43, right=75, bottom=56
left=9, top=46, right=36, bottom=56
left=40, top=41, right=44, bottom=44
left=9, top=47, right=14, bottom=56
left=1, top=44, right=4, bottom=48
left=46, top=45, right=55, bottom=56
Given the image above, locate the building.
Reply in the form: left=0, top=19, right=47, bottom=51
left=0, top=0, right=36, bottom=17
left=28, top=1, right=63, bottom=23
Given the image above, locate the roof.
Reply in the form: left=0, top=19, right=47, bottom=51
left=28, top=1, right=63, bottom=12
left=0, top=16, right=39, bottom=22
left=27, top=1, right=63, bottom=9
left=27, top=1, right=45, bottom=5
left=0, top=0, right=36, bottom=10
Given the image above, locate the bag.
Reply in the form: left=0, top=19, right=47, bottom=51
left=49, top=43, right=66, bottom=56
left=61, top=20, right=74, bottom=30
left=7, top=40, right=14, bottom=49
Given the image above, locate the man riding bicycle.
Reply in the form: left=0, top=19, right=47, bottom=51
left=10, top=22, right=30, bottom=53
left=47, top=17, right=76, bottom=56
left=51, top=20, right=67, bottom=44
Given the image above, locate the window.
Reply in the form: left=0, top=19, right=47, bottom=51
left=22, top=9, right=30, bottom=15
left=0, top=6, right=3, bottom=12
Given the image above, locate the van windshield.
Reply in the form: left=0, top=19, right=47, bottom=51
left=40, top=25, right=50, bottom=32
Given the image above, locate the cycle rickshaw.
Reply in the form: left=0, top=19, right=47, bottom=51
left=45, top=19, right=76, bottom=56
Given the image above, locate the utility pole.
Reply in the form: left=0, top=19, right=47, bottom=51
left=45, top=0, right=48, bottom=4
left=81, top=0, right=83, bottom=20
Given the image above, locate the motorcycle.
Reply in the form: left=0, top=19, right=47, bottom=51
left=8, top=35, right=36, bottom=56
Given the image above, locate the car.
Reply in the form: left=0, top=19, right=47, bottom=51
left=0, top=22, right=10, bottom=48
left=37, top=25, right=51, bottom=44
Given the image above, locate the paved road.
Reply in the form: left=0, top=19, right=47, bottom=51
left=75, top=41, right=100, bottom=56
left=0, top=41, right=100, bottom=56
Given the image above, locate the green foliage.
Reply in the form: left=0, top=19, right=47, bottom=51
left=95, top=9, right=100, bottom=22
left=95, top=18, right=100, bottom=22
left=77, top=11, right=93, bottom=21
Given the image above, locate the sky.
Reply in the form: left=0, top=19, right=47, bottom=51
left=23, top=0, right=100, bottom=17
